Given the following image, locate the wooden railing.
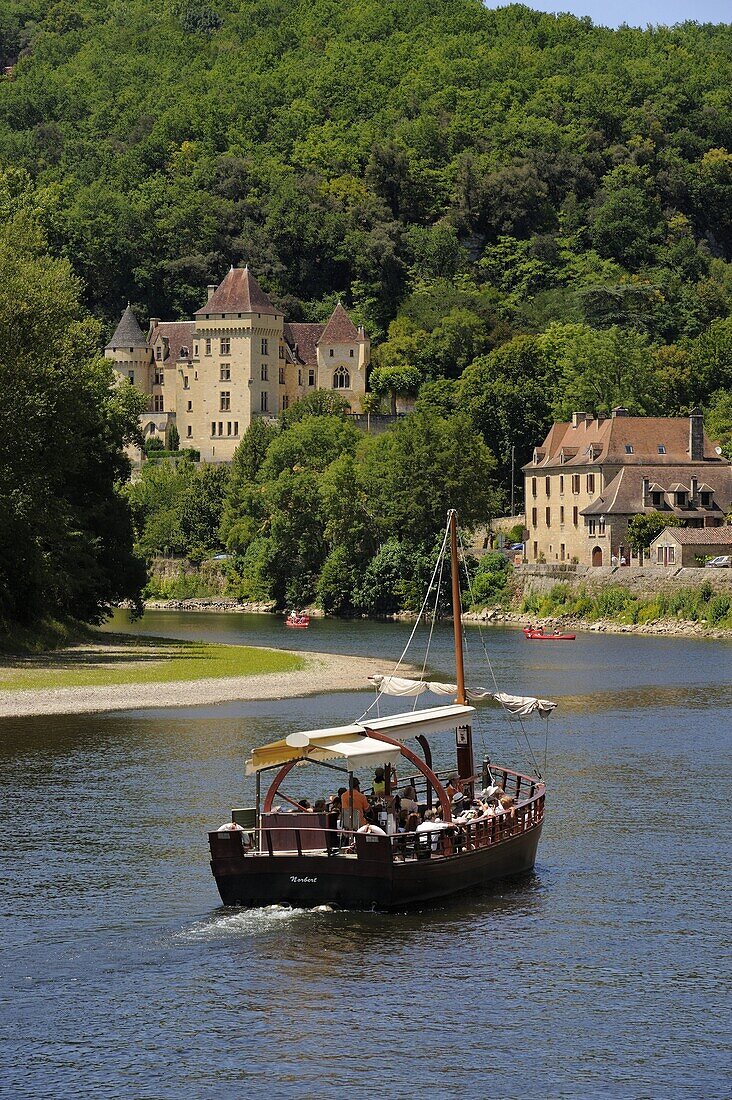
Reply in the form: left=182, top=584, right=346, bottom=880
left=210, top=790, right=545, bottom=865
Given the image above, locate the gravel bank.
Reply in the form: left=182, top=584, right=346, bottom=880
left=0, top=650, right=394, bottom=718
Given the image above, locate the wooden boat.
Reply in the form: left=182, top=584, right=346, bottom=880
left=285, top=612, right=310, bottom=629
left=523, top=628, right=576, bottom=641
left=209, top=512, right=553, bottom=910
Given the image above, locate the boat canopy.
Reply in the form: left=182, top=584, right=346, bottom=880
left=369, top=677, right=557, bottom=716
left=245, top=704, right=476, bottom=775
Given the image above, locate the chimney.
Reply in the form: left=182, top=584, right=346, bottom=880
left=148, top=317, right=160, bottom=336
left=572, top=411, right=588, bottom=428
left=690, top=475, right=698, bottom=502
left=642, top=477, right=650, bottom=507
left=207, top=284, right=217, bottom=301
left=689, top=407, right=704, bottom=460
left=612, top=406, right=628, bottom=418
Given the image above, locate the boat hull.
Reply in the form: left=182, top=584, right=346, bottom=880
left=210, top=822, right=543, bottom=911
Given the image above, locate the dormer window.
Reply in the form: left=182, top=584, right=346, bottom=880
left=180, top=346, right=189, bottom=358
left=658, top=444, right=666, bottom=454
left=156, top=347, right=162, bottom=360
left=651, top=491, right=663, bottom=508
left=675, top=491, right=687, bottom=507
left=625, top=444, right=634, bottom=454
left=329, top=348, right=334, bottom=357
left=700, top=491, right=712, bottom=507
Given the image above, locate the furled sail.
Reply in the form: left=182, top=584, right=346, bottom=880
left=369, top=676, right=557, bottom=717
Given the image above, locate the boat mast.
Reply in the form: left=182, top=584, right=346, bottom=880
left=449, top=510, right=474, bottom=792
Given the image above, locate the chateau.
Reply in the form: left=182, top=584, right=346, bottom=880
left=105, top=266, right=370, bottom=462
left=524, top=409, right=732, bottom=566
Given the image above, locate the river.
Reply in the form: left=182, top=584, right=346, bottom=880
left=1, top=611, right=730, bottom=1098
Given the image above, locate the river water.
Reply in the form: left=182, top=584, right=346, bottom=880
left=1, top=611, right=730, bottom=1099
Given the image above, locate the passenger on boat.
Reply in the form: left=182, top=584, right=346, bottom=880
left=217, top=820, right=245, bottom=833
left=416, top=809, right=448, bottom=850
left=341, top=777, right=370, bottom=828
left=313, top=799, right=327, bottom=813
left=298, top=798, right=313, bottom=812
left=399, top=784, right=419, bottom=814
left=445, top=774, right=459, bottom=800
left=372, top=767, right=386, bottom=797
left=357, top=810, right=387, bottom=836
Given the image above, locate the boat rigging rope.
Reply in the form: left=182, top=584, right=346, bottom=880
left=457, top=526, right=544, bottom=778
left=357, top=519, right=451, bottom=723
left=412, top=532, right=447, bottom=712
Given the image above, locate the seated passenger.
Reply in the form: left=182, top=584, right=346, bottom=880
left=297, top=798, right=313, bottom=812
left=399, top=784, right=419, bottom=814
left=313, top=799, right=326, bottom=813
left=357, top=810, right=387, bottom=835
left=445, top=774, right=459, bottom=800
left=405, top=812, right=420, bottom=833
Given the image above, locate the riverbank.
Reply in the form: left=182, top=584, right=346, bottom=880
left=0, top=635, right=396, bottom=717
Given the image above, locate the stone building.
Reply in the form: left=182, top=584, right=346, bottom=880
left=650, top=526, right=732, bottom=567
left=523, top=408, right=732, bottom=566
left=105, top=267, right=369, bottom=462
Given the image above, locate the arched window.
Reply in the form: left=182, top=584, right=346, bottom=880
left=333, top=366, right=350, bottom=390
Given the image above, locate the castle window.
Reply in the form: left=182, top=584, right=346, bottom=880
left=220, top=365, right=230, bottom=381
left=282, top=395, right=289, bottom=411
left=531, top=507, right=537, bottom=527
left=183, top=376, right=190, bottom=389
left=298, top=369, right=302, bottom=386
left=156, top=347, right=162, bottom=360
left=560, top=506, right=565, bottom=525
left=154, top=370, right=164, bottom=386
left=260, top=391, right=268, bottom=412
left=261, top=364, right=268, bottom=381
left=187, top=400, right=192, bottom=412
left=545, top=507, right=551, bottom=527
left=180, top=346, right=189, bottom=358
left=153, top=395, right=164, bottom=412
left=545, top=476, right=550, bottom=496
left=333, top=366, right=350, bottom=389
left=261, top=338, right=268, bottom=356
left=279, top=367, right=285, bottom=385
left=205, top=339, right=211, bottom=356
left=587, top=473, right=595, bottom=493
left=572, top=475, right=580, bottom=494
left=279, top=345, right=285, bottom=359
left=187, top=425, right=192, bottom=438
left=531, top=478, right=537, bottom=497
left=220, top=391, right=230, bottom=411
left=350, top=349, right=354, bottom=357
left=233, top=421, right=238, bottom=436
left=308, top=369, right=315, bottom=386
left=658, top=444, right=666, bottom=454
left=329, top=348, right=334, bottom=357
left=128, top=371, right=134, bottom=382
left=220, top=337, right=230, bottom=355
left=625, top=444, right=634, bottom=454
left=573, top=506, right=578, bottom=526
left=211, top=421, right=216, bottom=436
left=193, top=343, right=199, bottom=357
left=227, top=422, right=232, bottom=436
left=559, top=476, right=564, bottom=493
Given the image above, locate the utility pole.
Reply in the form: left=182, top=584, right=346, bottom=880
left=510, top=444, right=515, bottom=518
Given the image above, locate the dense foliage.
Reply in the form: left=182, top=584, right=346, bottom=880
left=129, top=405, right=501, bottom=610
left=0, top=170, right=145, bottom=631
left=522, top=579, right=732, bottom=629
left=1, top=0, right=730, bottom=493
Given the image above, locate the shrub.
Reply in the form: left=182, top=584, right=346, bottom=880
left=707, top=594, right=731, bottom=625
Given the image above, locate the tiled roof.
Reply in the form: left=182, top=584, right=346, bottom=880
left=317, top=302, right=360, bottom=345
left=195, top=266, right=276, bottom=316
left=526, top=413, right=725, bottom=469
left=106, top=305, right=146, bottom=349
left=658, top=527, right=732, bottom=545
left=581, top=465, right=732, bottom=517
left=283, top=322, right=324, bottom=366
left=149, top=321, right=195, bottom=363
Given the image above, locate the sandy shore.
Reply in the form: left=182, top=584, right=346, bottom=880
left=0, top=650, right=397, bottom=718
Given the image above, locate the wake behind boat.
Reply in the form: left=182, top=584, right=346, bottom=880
left=208, top=512, right=555, bottom=910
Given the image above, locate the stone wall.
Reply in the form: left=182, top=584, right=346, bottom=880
left=515, top=562, right=732, bottom=597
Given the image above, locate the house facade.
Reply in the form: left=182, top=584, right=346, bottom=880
left=105, top=267, right=369, bottom=462
left=523, top=408, right=732, bottom=566
left=650, top=526, right=732, bottom=567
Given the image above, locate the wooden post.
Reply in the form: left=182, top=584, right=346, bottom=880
left=450, top=511, right=474, bottom=791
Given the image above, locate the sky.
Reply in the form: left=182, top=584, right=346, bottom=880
left=485, top=0, right=731, bottom=28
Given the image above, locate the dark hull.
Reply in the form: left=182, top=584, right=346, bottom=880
left=211, top=822, right=543, bottom=911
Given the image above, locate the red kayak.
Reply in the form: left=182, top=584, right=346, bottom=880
left=523, top=628, right=576, bottom=641
left=285, top=615, right=310, bottom=629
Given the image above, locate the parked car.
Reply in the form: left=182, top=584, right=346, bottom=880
left=705, top=555, right=732, bottom=568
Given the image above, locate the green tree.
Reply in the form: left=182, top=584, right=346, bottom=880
left=627, top=512, right=682, bottom=554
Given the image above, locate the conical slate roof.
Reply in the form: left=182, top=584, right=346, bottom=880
left=195, top=266, right=276, bottom=316
left=106, top=304, right=146, bottom=349
left=317, top=301, right=360, bottom=344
